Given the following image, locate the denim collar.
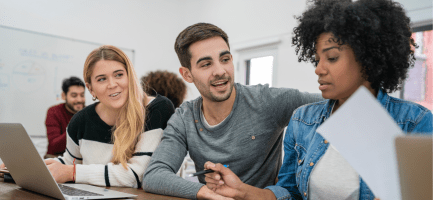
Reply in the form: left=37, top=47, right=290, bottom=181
left=319, top=99, right=336, bottom=123
left=319, top=88, right=387, bottom=122
left=376, top=88, right=389, bottom=109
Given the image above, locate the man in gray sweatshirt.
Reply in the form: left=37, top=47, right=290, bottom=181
left=142, top=22, right=322, bottom=199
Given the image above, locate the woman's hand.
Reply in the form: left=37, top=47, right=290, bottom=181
left=0, top=163, right=6, bottom=178
left=204, top=161, right=245, bottom=199
left=44, top=160, right=74, bottom=183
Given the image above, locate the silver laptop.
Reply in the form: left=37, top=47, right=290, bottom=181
left=0, top=123, right=137, bottom=200
left=395, top=135, right=432, bottom=200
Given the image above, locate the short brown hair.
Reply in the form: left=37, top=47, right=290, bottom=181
left=141, top=70, right=187, bottom=108
left=174, top=23, right=229, bottom=70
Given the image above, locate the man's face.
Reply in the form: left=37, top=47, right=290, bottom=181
left=182, top=36, right=235, bottom=102
left=63, top=85, right=85, bottom=114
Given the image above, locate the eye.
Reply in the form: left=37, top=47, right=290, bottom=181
left=328, top=57, right=338, bottom=62
left=221, top=57, right=230, bottom=63
left=115, top=73, right=124, bottom=77
left=97, top=77, right=106, bottom=82
left=202, top=62, right=211, bottom=67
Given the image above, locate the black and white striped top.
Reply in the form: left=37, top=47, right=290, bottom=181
left=54, top=102, right=166, bottom=188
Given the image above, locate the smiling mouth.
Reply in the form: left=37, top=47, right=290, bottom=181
left=211, top=80, right=228, bottom=87
left=110, top=92, right=120, bottom=97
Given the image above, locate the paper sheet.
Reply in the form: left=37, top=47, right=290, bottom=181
left=316, top=86, right=403, bottom=200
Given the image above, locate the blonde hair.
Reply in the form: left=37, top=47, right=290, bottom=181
left=83, top=45, right=146, bottom=168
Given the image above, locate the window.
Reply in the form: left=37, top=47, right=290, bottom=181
left=403, top=30, right=432, bottom=110
left=246, top=56, right=274, bottom=86
left=236, top=47, right=278, bottom=87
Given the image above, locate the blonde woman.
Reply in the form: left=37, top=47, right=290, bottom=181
left=43, top=45, right=164, bottom=188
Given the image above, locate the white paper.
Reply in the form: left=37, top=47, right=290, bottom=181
left=316, top=86, right=403, bottom=200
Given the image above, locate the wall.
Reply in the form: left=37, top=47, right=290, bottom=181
left=0, top=0, right=320, bottom=100
left=0, top=0, right=431, bottom=156
left=0, top=0, right=194, bottom=98
left=1, top=0, right=430, bottom=99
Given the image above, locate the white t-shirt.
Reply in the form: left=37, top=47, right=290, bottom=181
left=308, top=144, right=360, bottom=200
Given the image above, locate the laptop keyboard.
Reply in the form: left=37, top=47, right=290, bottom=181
left=58, top=184, right=104, bottom=196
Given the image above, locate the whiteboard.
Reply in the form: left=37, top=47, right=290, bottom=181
left=0, top=25, right=135, bottom=136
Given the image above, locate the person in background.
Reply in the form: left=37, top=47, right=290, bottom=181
left=203, top=0, right=433, bottom=199
left=44, top=76, right=85, bottom=159
left=141, top=70, right=187, bottom=108
left=139, top=70, right=179, bottom=132
left=42, top=45, right=164, bottom=188
left=142, top=22, right=323, bottom=200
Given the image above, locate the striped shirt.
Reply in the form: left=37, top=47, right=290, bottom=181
left=54, top=102, right=163, bottom=188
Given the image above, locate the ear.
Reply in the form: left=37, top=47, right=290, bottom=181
left=86, top=83, right=95, bottom=97
left=179, top=67, right=193, bottom=83
left=61, top=92, right=66, bottom=100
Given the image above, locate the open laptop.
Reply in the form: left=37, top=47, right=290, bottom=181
left=0, top=123, right=137, bottom=200
left=395, top=135, right=432, bottom=200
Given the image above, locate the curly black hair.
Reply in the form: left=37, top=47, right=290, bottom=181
left=293, top=0, right=417, bottom=92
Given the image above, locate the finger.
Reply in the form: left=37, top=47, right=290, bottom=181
left=205, top=175, right=224, bottom=185
left=214, top=163, right=232, bottom=174
left=205, top=171, right=223, bottom=182
left=206, top=183, right=217, bottom=190
left=204, top=172, right=217, bottom=178
left=204, top=161, right=215, bottom=170
left=214, top=173, right=221, bottom=181
left=45, top=159, right=56, bottom=165
left=205, top=176, right=220, bottom=184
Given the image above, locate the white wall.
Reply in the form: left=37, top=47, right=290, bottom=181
left=0, top=0, right=316, bottom=100
left=0, top=0, right=195, bottom=99
left=0, top=0, right=431, bottom=99
left=399, top=0, right=432, bottom=27
left=0, top=0, right=430, bottom=161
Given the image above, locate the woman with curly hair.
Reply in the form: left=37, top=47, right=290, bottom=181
left=201, top=0, right=432, bottom=199
left=141, top=70, right=187, bottom=108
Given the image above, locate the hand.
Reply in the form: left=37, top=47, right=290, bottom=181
left=204, top=161, right=245, bottom=199
left=197, top=185, right=234, bottom=200
left=44, top=160, right=74, bottom=183
left=0, top=163, right=5, bottom=178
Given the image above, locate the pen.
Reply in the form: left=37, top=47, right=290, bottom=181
left=188, top=164, right=229, bottom=177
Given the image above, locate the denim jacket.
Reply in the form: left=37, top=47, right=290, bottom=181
left=266, top=89, right=432, bottom=200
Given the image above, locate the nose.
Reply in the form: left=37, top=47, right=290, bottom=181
left=212, top=62, right=227, bottom=78
left=315, top=60, right=327, bottom=76
left=78, top=95, right=85, bottom=103
left=107, top=77, right=117, bottom=88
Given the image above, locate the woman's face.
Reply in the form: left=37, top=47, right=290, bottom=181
left=314, top=32, right=371, bottom=103
left=87, top=60, right=129, bottom=111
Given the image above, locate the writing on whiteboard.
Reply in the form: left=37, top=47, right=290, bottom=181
left=19, top=48, right=73, bottom=62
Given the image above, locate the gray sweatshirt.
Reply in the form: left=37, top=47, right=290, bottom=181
left=142, top=83, right=322, bottom=199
